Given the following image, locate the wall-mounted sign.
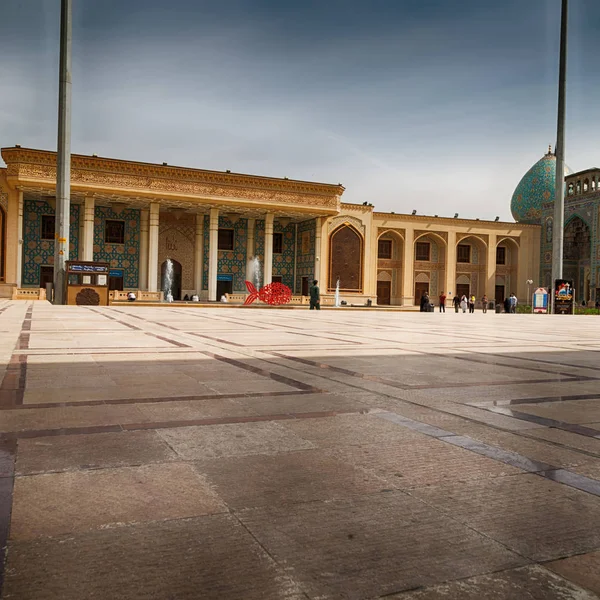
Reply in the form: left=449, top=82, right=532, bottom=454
left=109, top=269, right=124, bottom=278
left=217, top=274, right=233, bottom=282
left=532, top=287, right=549, bottom=314
left=554, top=279, right=574, bottom=315
left=69, top=263, right=108, bottom=273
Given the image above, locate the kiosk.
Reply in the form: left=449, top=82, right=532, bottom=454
left=65, top=261, right=110, bottom=306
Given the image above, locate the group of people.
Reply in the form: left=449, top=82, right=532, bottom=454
left=422, top=292, right=518, bottom=313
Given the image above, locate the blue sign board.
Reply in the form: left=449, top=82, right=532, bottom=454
left=217, top=274, right=233, bottom=282
left=109, top=269, right=123, bottom=278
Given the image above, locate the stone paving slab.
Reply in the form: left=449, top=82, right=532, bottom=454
left=239, top=492, right=526, bottom=599
left=3, top=515, right=306, bottom=600
left=10, top=463, right=225, bottom=540
left=546, top=550, right=600, bottom=596
left=389, top=564, right=599, bottom=599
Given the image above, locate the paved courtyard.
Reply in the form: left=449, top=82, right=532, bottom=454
left=1, top=300, right=600, bottom=599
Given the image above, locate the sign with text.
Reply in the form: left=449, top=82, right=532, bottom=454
left=554, top=279, right=574, bottom=315
left=532, top=288, right=549, bottom=314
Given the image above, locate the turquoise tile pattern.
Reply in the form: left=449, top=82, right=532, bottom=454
left=22, top=200, right=80, bottom=286
left=295, top=219, right=316, bottom=293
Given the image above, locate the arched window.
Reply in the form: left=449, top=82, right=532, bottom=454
left=329, top=225, right=363, bottom=291
left=584, top=179, right=589, bottom=193
left=568, top=183, right=574, bottom=195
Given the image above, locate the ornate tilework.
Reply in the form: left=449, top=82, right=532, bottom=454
left=215, top=216, right=248, bottom=292
left=296, top=219, right=316, bottom=293
left=272, top=222, right=295, bottom=290
left=93, top=206, right=140, bottom=288
left=22, top=200, right=80, bottom=286
left=511, top=149, right=572, bottom=224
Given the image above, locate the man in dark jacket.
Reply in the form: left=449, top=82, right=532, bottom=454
left=309, top=280, right=320, bottom=310
left=420, top=292, right=429, bottom=312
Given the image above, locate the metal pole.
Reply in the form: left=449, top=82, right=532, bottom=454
left=53, top=0, right=72, bottom=304
left=551, top=0, right=568, bottom=312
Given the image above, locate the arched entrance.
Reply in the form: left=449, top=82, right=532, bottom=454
left=329, top=224, right=363, bottom=292
left=377, top=229, right=404, bottom=305
left=161, top=259, right=182, bottom=301
left=564, top=216, right=591, bottom=302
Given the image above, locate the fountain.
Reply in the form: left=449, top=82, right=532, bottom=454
left=163, top=258, right=174, bottom=303
left=334, top=278, right=341, bottom=307
left=250, top=256, right=262, bottom=290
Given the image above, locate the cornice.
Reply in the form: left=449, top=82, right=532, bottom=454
left=1, top=147, right=343, bottom=211
left=341, top=202, right=373, bottom=213
left=372, top=212, right=540, bottom=229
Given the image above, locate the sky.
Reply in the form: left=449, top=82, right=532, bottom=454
left=1, top=0, right=599, bottom=221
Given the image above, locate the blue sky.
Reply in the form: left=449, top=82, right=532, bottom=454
left=1, top=0, right=598, bottom=220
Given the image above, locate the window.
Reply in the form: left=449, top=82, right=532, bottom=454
left=218, top=228, right=234, bottom=250
left=273, top=232, right=283, bottom=254
left=415, top=242, right=431, bottom=261
left=105, top=220, right=125, bottom=244
left=457, top=244, right=471, bottom=263
left=378, top=239, right=392, bottom=259
left=377, top=240, right=392, bottom=258
left=496, top=246, right=506, bottom=265
left=41, top=215, right=55, bottom=240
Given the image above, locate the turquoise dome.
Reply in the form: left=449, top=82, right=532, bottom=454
left=511, top=147, right=572, bottom=224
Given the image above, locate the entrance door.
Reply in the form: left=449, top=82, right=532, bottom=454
left=456, top=284, right=470, bottom=300
left=40, top=266, right=54, bottom=288
left=377, top=281, right=391, bottom=305
left=495, top=285, right=505, bottom=305
left=216, top=279, right=233, bottom=300
left=301, top=277, right=309, bottom=296
left=109, top=276, right=124, bottom=291
left=272, top=276, right=283, bottom=284
left=414, top=282, right=429, bottom=305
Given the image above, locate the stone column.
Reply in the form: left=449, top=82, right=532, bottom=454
left=208, top=208, right=219, bottom=301
left=314, top=217, right=322, bottom=282
left=82, top=196, right=95, bottom=261
left=445, top=230, right=457, bottom=299
left=139, top=209, right=149, bottom=290
left=147, top=203, right=159, bottom=292
left=401, top=227, right=415, bottom=306
left=486, top=233, right=497, bottom=300
left=4, top=190, right=19, bottom=285
left=16, top=190, right=23, bottom=287
left=194, top=214, right=204, bottom=295
left=245, top=218, right=255, bottom=282
left=263, top=213, right=274, bottom=286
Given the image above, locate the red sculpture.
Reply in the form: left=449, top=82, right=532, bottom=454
left=244, top=281, right=292, bottom=306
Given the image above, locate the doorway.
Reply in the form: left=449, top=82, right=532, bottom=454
left=456, top=283, right=470, bottom=299
left=160, top=260, right=182, bottom=301
left=216, top=278, right=233, bottom=300
left=414, top=282, right=429, bottom=305
left=272, top=276, right=283, bottom=284
left=495, top=285, right=505, bottom=305
left=377, top=281, right=391, bottom=305
left=109, top=269, right=124, bottom=291
left=40, top=266, right=54, bottom=288
left=301, top=277, right=309, bottom=296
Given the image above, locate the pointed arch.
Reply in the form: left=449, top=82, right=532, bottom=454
left=328, top=224, right=363, bottom=292
left=414, top=231, right=447, bottom=247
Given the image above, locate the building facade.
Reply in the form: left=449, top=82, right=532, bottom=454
left=0, top=146, right=540, bottom=305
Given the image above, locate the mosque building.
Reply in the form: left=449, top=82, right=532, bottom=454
left=0, top=145, right=541, bottom=306
left=511, top=145, right=600, bottom=304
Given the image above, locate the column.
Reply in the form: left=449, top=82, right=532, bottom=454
left=314, top=217, right=322, bottom=282
left=82, top=196, right=95, bottom=261
left=263, top=213, right=274, bottom=286
left=245, top=218, right=255, bottom=282
left=486, top=233, right=497, bottom=300
left=401, top=227, right=415, bottom=305
left=445, top=230, right=457, bottom=298
left=194, top=214, right=203, bottom=295
left=208, top=208, right=219, bottom=301
left=4, top=190, right=19, bottom=285
left=16, top=190, right=23, bottom=287
left=147, top=203, right=159, bottom=292
left=139, top=209, right=149, bottom=290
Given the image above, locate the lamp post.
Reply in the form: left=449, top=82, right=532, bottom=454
left=551, top=0, right=568, bottom=313
left=526, top=279, right=533, bottom=306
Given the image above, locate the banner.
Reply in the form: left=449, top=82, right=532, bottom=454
left=554, top=279, right=574, bottom=315
left=533, top=288, right=549, bottom=314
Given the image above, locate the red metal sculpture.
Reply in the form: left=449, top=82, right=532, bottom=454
left=244, top=281, right=292, bottom=306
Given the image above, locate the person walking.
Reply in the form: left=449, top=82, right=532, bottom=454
left=481, top=294, right=488, bottom=314
left=452, top=294, right=460, bottom=313
left=509, top=293, right=517, bottom=313
left=309, top=280, right=320, bottom=310
left=503, top=297, right=511, bottom=313
left=460, top=295, right=468, bottom=313
left=469, top=295, right=476, bottom=313
left=439, top=292, right=446, bottom=313
left=420, top=292, right=429, bottom=312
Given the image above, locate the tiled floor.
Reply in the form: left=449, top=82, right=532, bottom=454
left=1, top=301, right=600, bottom=599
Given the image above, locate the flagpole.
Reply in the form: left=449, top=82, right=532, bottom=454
left=53, top=0, right=72, bottom=304
left=551, top=0, right=568, bottom=311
